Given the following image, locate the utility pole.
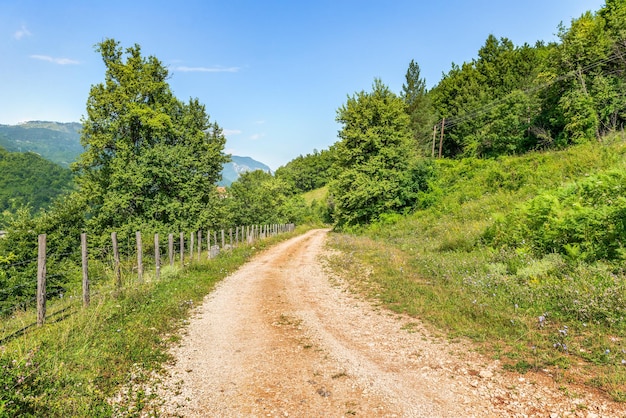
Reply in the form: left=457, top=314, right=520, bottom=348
left=438, top=117, right=445, bottom=158
left=432, top=124, right=437, bottom=158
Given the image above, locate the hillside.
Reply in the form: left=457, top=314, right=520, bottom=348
left=327, top=134, right=626, bottom=400
left=0, top=121, right=268, bottom=185
left=0, top=121, right=82, bottom=168
left=0, top=146, right=74, bottom=225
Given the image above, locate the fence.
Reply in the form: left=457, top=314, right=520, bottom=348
left=0, top=223, right=295, bottom=335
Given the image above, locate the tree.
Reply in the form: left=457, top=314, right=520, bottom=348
left=330, top=79, right=421, bottom=227
left=402, top=60, right=436, bottom=154
left=74, top=39, right=229, bottom=239
left=226, top=170, right=308, bottom=225
left=274, top=148, right=334, bottom=194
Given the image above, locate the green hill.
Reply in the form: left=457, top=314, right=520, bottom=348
left=0, top=146, right=74, bottom=225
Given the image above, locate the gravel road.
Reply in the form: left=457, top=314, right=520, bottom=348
left=157, top=229, right=625, bottom=417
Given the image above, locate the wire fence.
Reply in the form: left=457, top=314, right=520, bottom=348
left=0, top=223, right=295, bottom=342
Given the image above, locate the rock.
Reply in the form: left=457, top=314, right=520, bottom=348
left=479, top=370, right=493, bottom=379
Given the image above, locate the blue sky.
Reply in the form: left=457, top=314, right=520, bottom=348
left=0, top=0, right=606, bottom=169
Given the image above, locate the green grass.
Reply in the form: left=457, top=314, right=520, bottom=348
left=325, top=133, right=626, bottom=401
left=302, top=186, right=328, bottom=205
left=0, top=226, right=306, bottom=417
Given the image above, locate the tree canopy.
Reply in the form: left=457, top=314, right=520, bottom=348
left=74, top=39, right=230, bottom=237
left=330, top=79, right=428, bottom=227
left=425, top=1, right=626, bottom=158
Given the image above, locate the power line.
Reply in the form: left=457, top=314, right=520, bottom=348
left=436, top=52, right=625, bottom=131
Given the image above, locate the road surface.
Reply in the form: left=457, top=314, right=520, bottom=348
left=157, top=229, right=623, bottom=417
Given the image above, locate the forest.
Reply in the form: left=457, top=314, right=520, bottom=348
left=2, top=1, right=626, bottom=412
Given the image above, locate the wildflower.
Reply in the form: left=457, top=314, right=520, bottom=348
left=605, top=349, right=611, bottom=355
left=538, top=315, right=546, bottom=328
left=621, top=359, right=626, bottom=365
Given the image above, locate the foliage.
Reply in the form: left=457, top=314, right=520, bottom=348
left=0, top=193, right=87, bottom=316
left=274, top=148, right=334, bottom=194
left=325, top=136, right=626, bottom=399
left=423, top=2, right=626, bottom=158
left=73, top=39, right=229, bottom=240
left=330, top=79, right=429, bottom=227
left=484, top=169, right=626, bottom=262
left=0, top=146, right=74, bottom=227
left=225, top=170, right=310, bottom=226
left=401, top=60, right=437, bottom=154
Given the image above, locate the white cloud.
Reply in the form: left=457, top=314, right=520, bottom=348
left=13, top=25, right=32, bottom=40
left=255, top=120, right=266, bottom=125
left=249, top=133, right=265, bottom=141
left=223, top=129, right=242, bottom=136
left=174, top=65, right=239, bottom=73
left=30, top=55, right=80, bottom=65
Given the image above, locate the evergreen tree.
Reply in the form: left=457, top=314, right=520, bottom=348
left=402, top=60, right=436, bottom=154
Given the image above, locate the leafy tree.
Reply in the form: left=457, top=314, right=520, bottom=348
left=226, top=170, right=308, bottom=225
left=330, top=79, right=425, bottom=227
left=274, top=148, right=334, bottom=194
left=74, top=39, right=229, bottom=240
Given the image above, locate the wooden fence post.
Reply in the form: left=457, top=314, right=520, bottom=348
left=189, top=231, right=194, bottom=264
left=197, top=230, right=202, bottom=261
left=438, top=117, right=445, bottom=159
left=168, top=233, right=174, bottom=266
left=155, top=233, right=160, bottom=281
left=36, top=234, right=46, bottom=326
left=136, top=231, right=143, bottom=283
left=81, top=233, right=89, bottom=307
left=207, top=230, right=211, bottom=259
left=221, top=230, right=225, bottom=248
left=229, top=228, right=233, bottom=250
left=180, top=232, right=185, bottom=267
left=112, top=232, right=121, bottom=288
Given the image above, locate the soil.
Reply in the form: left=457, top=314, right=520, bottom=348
left=157, top=229, right=626, bottom=417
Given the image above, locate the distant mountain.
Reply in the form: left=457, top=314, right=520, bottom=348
left=219, top=156, right=272, bottom=186
left=0, top=121, right=270, bottom=185
left=0, top=121, right=82, bottom=168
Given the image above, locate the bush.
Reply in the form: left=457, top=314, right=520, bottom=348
left=484, top=169, right=626, bottom=262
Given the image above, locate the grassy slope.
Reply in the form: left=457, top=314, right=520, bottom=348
left=326, top=133, right=626, bottom=401
left=302, top=185, right=328, bottom=205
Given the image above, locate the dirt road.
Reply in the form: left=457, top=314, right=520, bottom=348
left=159, top=229, right=624, bottom=417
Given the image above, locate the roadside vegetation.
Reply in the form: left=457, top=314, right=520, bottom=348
left=326, top=134, right=626, bottom=400
left=0, top=228, right=303, bottom=417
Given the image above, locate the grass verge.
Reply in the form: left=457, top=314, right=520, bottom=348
left=325, top=135, right=626, bottom=401
left=0, top=227, right=306, bottom=417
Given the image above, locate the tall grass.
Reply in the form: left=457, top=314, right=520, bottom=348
left=326, top=134, right=626, bottom=400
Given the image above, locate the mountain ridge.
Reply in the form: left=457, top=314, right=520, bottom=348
left=0, top=121, right=269, bottom=185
